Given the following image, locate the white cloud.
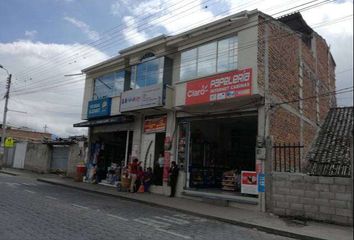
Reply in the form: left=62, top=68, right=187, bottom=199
left=0, top=40, right=109, bottom=137
left=122, top=16, right=149, bottom=45
left=111, top=0, right=130, bottom=16
left=64, top=16, right=100, bottom=41
left=24, top=30, right=38, bottom=39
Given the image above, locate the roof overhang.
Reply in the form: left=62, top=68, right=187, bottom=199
left=119, top=35, right=169, bottom=56
left=167, top=10, right=258, bottom=46
left=73, top=115, right=135, bottom=127
left=82, top=55, right=125, bottom=74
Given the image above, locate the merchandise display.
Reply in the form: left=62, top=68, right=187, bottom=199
left=221, top=170, right=241, bottom=191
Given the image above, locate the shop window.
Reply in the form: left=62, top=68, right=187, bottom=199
left=130, top=57, right=164, bottom=89
left=180, top=36, right=238, bottom=81
left=93, top=71, right=125, bottom=99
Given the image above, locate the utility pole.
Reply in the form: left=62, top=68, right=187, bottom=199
left=44, top=124, right=48, bottom=133
left=0, top=64, right=11, bottom=169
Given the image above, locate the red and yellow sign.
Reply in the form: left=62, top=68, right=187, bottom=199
left=185, top=68, right=252, bottom=105
left=144, top=115, right=167, bottom=133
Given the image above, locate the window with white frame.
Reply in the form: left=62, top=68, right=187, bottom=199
left=180, top=36, right=238, bottom=81
left=93, top=71, right=125, bottom=99
left=130, top=57, right=164, bottom=89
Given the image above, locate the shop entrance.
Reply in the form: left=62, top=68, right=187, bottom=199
left=91, top=131, right=133, bottom=181
left=178, top=115, right=257, bottom=194
left=141, top=132, right=165, bottom=186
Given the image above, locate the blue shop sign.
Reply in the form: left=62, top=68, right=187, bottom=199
left=258, top=173, right=265, bottom=193
left=87, top=98, right=112, bottom=119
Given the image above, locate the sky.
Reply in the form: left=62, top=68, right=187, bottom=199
left=0, top=0, right=352, bottom=137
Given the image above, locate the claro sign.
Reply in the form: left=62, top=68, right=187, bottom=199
left=185, top=68, right=252, bottom=105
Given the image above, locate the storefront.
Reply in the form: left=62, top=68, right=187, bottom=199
left=90, top=129, right=133, bottom=182
left=74, top=112, right=136, bottom=185
left=140, top=115, right=167, bottom=186
left=177, top=113, right=257, bottom=195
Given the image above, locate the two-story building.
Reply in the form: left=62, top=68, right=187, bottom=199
left=74, top=10, right=336, bottom=206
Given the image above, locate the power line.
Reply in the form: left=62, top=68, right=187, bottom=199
left=11, top=0, right=337, bottom=96
left=12, top=0, right=332, bottom=87
left=271, top=86, right=353, bottom=107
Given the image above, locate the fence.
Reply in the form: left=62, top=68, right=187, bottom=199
left=273, top=143, right=304, bottom=172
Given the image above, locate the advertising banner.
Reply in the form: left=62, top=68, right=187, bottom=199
left=144, top=115, right=167, bottom=133
left=87, top=98, right=112, bottom=119
left=241, top=171, right=258, bottom=195
left=185, top=68, right=252, bottom=106
left=120, top=84, right=164, bottom=112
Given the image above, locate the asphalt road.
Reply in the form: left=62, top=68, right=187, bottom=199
left=0, top=173, right=293, bottom=240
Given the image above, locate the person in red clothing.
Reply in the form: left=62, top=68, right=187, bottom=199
left=135, top=166, right=144, bottom=192
left=129, top=158, right=141, bottom=192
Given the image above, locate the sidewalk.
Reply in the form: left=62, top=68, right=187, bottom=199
left=1, top=168, right=353, bottom=240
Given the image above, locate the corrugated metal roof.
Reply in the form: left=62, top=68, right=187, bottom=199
left=307, top=107, right=353, bottom=177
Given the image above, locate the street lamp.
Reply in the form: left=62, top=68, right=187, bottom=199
left=0, top=64, right=12, bottom=169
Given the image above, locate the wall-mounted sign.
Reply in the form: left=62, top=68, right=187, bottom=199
left=185, top=68, right=252, bottom=106
left=120, top=84, right=164, bottom=112
left=258, top=173, right=265, bottom=193
left=5, top=137, right=14, bottom=148
left=241, top=171, right=258, bottom=195
left=144, top=115, right=167, bottom=133
left=87, top=98, right=112, bottom=119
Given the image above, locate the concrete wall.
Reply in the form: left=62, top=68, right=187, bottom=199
left=66, top=143, right=86, bottom=178
left=271, top=172, right=353, bottom=226
left=24, top=143, right=51, bottom=173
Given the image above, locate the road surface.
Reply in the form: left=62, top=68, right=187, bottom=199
left=0, top=173, right=292, bottom=240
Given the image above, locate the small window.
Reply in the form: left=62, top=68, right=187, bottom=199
left=93, top=71, right=125, bottom=99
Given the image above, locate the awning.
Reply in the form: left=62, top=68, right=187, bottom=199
left=73, top=115, right=134, bottom=127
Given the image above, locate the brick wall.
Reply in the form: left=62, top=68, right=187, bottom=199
left=257, top=20, right=265, bottom=90
left=258, top=17, right=336, bottom=166
left=267, top=22, right=299, bottom=110
left=271, top=172, right=353, bottom=226
left=270, top=107, right=300, bottom=144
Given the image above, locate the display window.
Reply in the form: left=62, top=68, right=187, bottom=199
left=178, top=115, right=257, bottom=194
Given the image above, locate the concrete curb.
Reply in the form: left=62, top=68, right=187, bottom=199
left=0, top=170, right=18, bottom=176
left=37, top=178, right=329, bottom=240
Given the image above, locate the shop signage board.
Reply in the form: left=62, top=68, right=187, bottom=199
left=258, top=173, right=265, bottom=193
left=241, top=171, right=258, bottom=195
left=185, top=68, right=252, bottom=106
left=144, top=115, right=167, bottom=133
left=87, top=98, right=112, bottom=119
left=120, top=84, right=164, bottom=112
